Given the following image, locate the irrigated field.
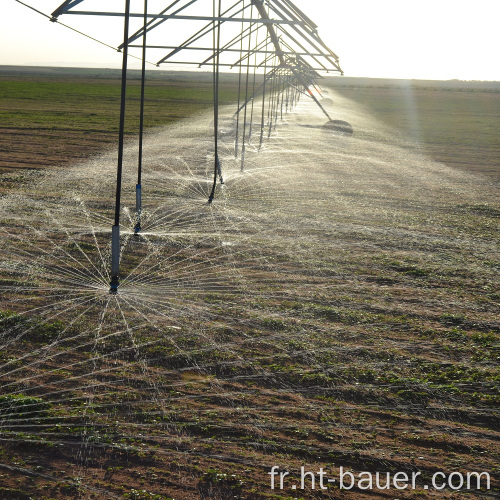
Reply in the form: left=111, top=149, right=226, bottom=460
left=328, top=77, right=500, bottom=182
left=0, top=68, right=498, bottom=499
left=0, top=66, right=240, bottom=177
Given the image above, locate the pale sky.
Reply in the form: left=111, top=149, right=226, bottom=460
left=1, top=0, right=499, bottom=81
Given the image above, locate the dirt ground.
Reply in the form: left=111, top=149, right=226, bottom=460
left=0, top=69, right=499, bottom=499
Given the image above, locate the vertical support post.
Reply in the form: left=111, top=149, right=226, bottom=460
left=135, top=0, right=148, bottom=234
left=208, top=0, right=222, bottom=203
left=267, top=55, right=277, bottom=138
left=234, top=1, right=245, bottom=158
left=110, top=0, right=131, bottom=294
left=259, top=35, right=269, bottom=150
left=247, top=53, right=257, bottom=142
left=240, top=3, right=253, bottom=172
left=280, top=70, right=285, bottom=120
left=285, top=72, right=290, bottom=112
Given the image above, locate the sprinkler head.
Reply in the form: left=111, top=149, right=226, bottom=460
left=109, top=275, right=119, bottom=294
left=134, top=222, right=142, bottom=234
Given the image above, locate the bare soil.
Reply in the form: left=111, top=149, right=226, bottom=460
left=0, top=69, right=498, bottom=499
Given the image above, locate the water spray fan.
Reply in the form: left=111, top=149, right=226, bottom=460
left=48, top=0, right=346, bottom=293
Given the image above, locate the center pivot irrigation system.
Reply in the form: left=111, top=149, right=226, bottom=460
left=48, top=0, right=345, bottom=294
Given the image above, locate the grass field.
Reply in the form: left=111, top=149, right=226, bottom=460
left=0, top=67, right=499, bottom=499
left=327, top=77, right=500, bottom=182
left=0, top=66, right=239, bottom=176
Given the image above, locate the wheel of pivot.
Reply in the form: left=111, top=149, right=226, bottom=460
left=322, top=119, right=353, bottom=135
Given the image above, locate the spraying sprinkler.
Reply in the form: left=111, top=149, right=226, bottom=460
left=208, top=153, right=223, bottom=204
left=47, top=0, right=346, bottom=296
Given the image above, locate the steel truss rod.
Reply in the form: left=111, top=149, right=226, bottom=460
left=284, top=0, right=341, bottom=63
left=199, top=22, right=259, bottom=66
left=63, top=11, right=306, bottom=25
left=267, top=3, right=340, bottom=71
left=16, top=0, right=155, bottom=63
left=251, top=0, right=285, bottom=65
left=52, top=0, right=342, bottom=73
left=275, top=24, right=332, bottom=72
left=251, top=0, right=334, bottom=120
left=279, top=36, right=323, bottom=71
left=51, top=0, right=85, bottom=18
left=119, top=0, right=194, bottom=49
left=198, top=21, right=266, bottom=67
left=275, top=27, right=328, bottom=71
left=270, top=0, right=338, bottom=58
left=156, top=61, right=331, bottom=71
left=256, top=51, right=277, bottom=68
left=280, top=0, right=317, bottom=30
left=285, top=80, right=311, bottom=98
left=233, top=66, right=280, bottom=116
left=268, top=1, right=342, bottom=72
left=289, top=55, right=319, bottom=75
left=128, top=45, right=329, bottom=58
left=229, top=32, right=269, bottom=68
left=156, top=0, right=243, bottom=64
